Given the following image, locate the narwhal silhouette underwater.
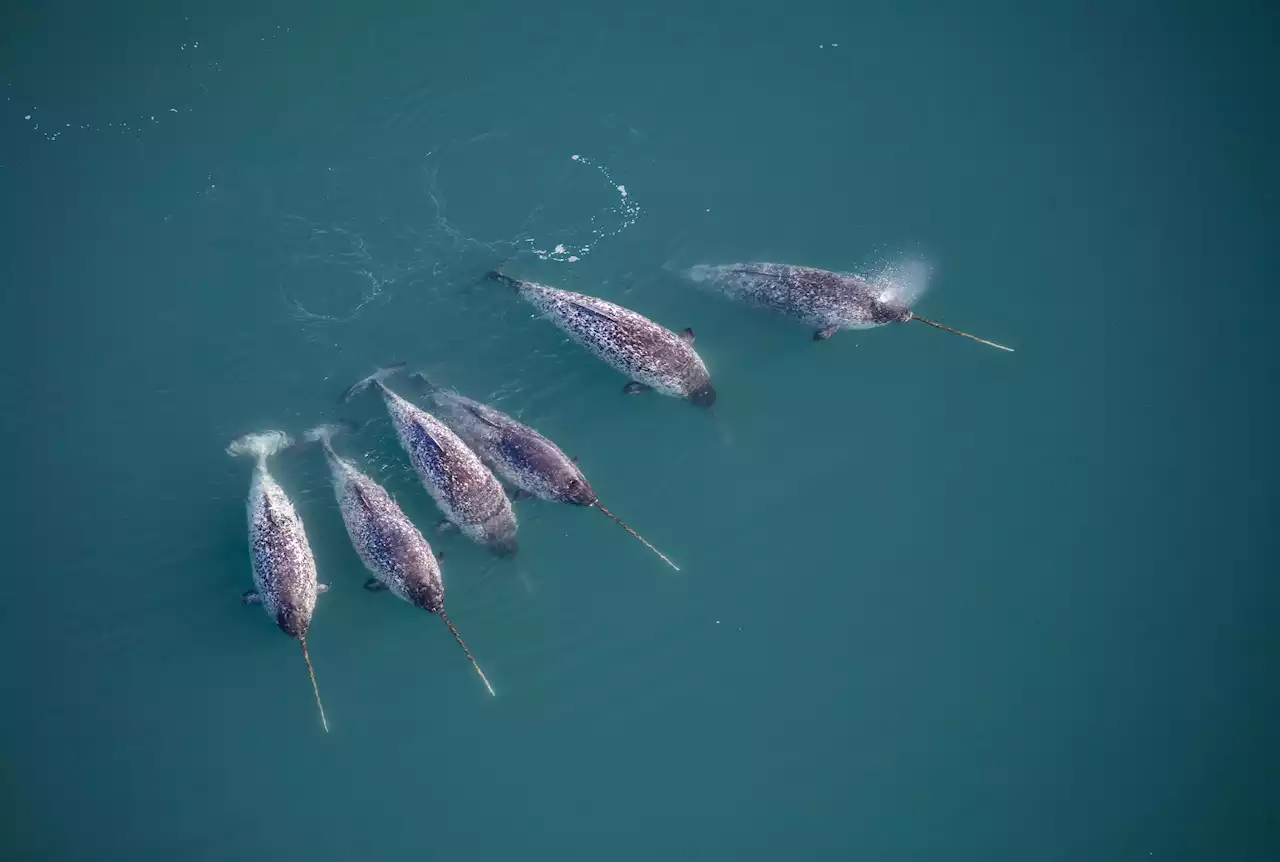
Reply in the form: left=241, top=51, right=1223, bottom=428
left=681, top=261, right=1014, bottom=351
left=485, top=270, right=717, bottom=406
left=227, top=430, right=331, bottom=732
left=410, top=375, right=681, bottom=572
left=304, top=423, right=495, bottom=696
left=342, top=364, right=519, bottom=557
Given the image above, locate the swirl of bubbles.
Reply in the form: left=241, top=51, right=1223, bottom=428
left=520, top=154, right=641, bottom=263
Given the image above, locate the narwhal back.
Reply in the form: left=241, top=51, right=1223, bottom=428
left=245, top=462, right=319, bottom=637
left=684, top=263, right=911, bottom=329
left=378, top=388, right=517, bottom=554
left=324, top=448, right=444, bottom=611
left=432, top=390, right=594, bottom=505
left=518, top=281, right=710, bottom=396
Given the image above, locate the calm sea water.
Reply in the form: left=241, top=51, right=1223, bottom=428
left=2, top=2, right=1277, bottom=860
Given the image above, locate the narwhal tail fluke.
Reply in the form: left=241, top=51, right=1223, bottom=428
left=594, top=502, right=681, bottom=572
left=226, top=430, right=293, bottom=463
left=300, top=636, right=330, bottom=733
left=484, top=269, right=520, bottom=290
left=440, top=611, right=496, bottom=697
left=340, top=363, right=407, bottom=403
left=303, top=422, right=356, bottom=453
left=909, top=314, right=1015, bottom=353
left=658, top=232, right=692, bottom=275
left=408, top=370, right=440, bottom=393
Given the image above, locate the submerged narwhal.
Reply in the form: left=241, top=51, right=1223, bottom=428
left=486, top=271, right=717, bottom=406
left=343, top=365, right=519, bottom=556
left=304, top=424, right=495, bottom=696
left=412, top=375, right=680, bottom=571
left=227, top=430, right=330, bottom=732
left=683, top=261, right=1013, bottom=351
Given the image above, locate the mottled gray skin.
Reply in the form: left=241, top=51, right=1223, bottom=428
left=684, top=262, right=912, bottom=336
left=244, top=462, right=319, bottom=637
left=378, top=383, right=518, bottom=555
left=428, top=388, right=596, bottom=506
left=492, top=272, right=716, bottom=406
left=320, top=442, right=445, bottom=611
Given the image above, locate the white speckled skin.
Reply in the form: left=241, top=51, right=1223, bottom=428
left=244, top=462, right=319, bottom=638
left=321, top=444, right=444, bottom=611
left=378, top=384, right=518, bottom=553
left=515, top=279, right=712, bottom=398
left=429, top=390, right=596, bottom=506
left=684, top=262, right=912, bottom=330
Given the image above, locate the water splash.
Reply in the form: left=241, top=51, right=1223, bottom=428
left=5, top=24, right=292, bottom=142
left=277, top=221, right=395, bottom=324
left=867, top=256, right=933, bottom=307
left=423, top=150, right=642, bottom=267
left=520, top=154, right=641, bottom=263
left=268, top=138, right=646, bottom=327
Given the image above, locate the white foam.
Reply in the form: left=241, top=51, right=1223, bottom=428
left=520, top=153, right=641, bottom=263
left=869, top=257, right=933, bottom=307
left=227, top=430, right=293, bottom=461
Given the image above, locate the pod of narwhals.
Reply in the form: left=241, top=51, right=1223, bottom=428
left=228, top=260, right=1014, bottom=730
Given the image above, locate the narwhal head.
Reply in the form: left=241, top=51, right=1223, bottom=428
left=403, top=577, right=445, bottom=614
left=864, top=259, right=929, bottom=325
left=489, top=534, right=518, bottom=557
left=482, top=515, right=519, bottom=557
left=557, top=472, right=597, bottom=507
left=688, top=381, right=717, bottom=408
left=275, top=604, right=310, bottom=639
left=870, top=300, right=913, bottom=325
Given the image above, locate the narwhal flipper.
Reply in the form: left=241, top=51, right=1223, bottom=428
left=241, top=590, right=262, bottom=604
left=436, top=519, right=459, bottom=535
left=679, top=327, right=695, bottom=343
left=623, top=382, right=651, bottom=395
left=363, top=578, right=388, bottom=592
left=340, top=363, right=407, bottom=403
left=317, top=583, right=330, bottom=594
left=813, top=326, right=838, bottom=341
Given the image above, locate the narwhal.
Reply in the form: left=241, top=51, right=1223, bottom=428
left=342, top=365, right=519, bottom=556
left=227, top=430, right=331, bottom=732
left=304, top=424, right=495, bottom=696
left=682, top=261, right=1014, bottom=351
left=486, top=270, right=717, bottom=406
left=412, top=375, right=680, bottom=571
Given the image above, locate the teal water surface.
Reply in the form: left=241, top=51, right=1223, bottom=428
left=2, top=2, right=1277, bottom=860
